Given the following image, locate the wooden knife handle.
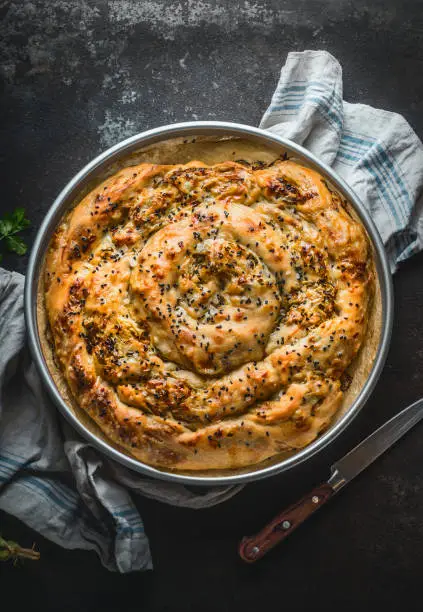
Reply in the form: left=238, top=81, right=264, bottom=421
left=239, top=483, right=334, bottom=563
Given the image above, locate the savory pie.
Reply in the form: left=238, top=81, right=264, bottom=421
left=43, top=157, right=373, bottom=470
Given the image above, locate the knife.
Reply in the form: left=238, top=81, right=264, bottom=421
left=239, top=397, right=423, bottom=563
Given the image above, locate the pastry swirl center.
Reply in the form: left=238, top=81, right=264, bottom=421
left=131, top=203, right=283, bottom=375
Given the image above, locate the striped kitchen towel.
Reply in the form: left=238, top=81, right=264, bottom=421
left=261, top=50, right=423, bottom=271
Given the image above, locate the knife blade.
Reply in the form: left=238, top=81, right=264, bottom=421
left=239, top=397, right=423, bottom=563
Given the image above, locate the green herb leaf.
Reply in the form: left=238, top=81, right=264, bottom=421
left=0, top=219, right=14, bottom=237
left=12, top=209, right=30, bottom=230
left=5, top=234, right=27, bottom=255
left=0, top=207, right=31, bottom=258
left=12, top=207, right=26, bottom=224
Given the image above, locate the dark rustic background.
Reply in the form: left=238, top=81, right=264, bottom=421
left=1, top=1, right=423, bottom=610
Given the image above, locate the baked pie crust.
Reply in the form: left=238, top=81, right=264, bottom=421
left=42, top=155, right=374, bottom=470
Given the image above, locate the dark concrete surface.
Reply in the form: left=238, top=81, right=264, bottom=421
left=1, top=1, right=423, bottom=610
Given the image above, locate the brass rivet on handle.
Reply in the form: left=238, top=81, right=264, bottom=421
left=312, top=496, right=319, bottom=504
left=282, top=520, right=291, bottom=529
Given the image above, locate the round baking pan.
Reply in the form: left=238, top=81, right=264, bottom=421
left=25, top=121, right=394, bottom=486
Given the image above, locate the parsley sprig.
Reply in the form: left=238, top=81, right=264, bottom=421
left=0, top=535, right=40, bottom=563
left=0, top=208, right=31, bottom=261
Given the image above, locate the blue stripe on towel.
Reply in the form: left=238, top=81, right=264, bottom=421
left=267, top=78, right=415, bottom=261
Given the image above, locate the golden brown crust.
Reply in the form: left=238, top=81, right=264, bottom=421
left=44, top=159, right=373, bottom=470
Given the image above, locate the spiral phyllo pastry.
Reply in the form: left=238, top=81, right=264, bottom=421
left=44, top=159, right=373, bottom=470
